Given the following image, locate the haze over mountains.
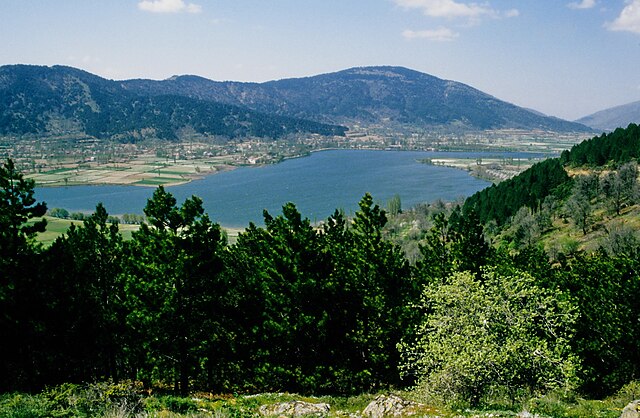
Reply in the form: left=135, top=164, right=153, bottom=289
left=576, top=100, right=640, bottom=132
left=0, top=64, right=594, bottom=142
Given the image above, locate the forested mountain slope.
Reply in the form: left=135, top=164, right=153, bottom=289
left=123, top=66, right=593, bottom=132
left=463, top=158, right=569, bottom=226
left=0, top=65, right=346, bottom=141
left=0, top=64, right=590, bottom=141
left=464, top=123, right=640, bottom=226
left=560, top=123, right=640, bottom=165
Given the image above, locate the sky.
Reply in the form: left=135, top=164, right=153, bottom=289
left=2, top=0, right=640, bottom=121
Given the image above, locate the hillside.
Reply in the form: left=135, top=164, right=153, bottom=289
left=464, top=123, right=640, bottom=224
left=0, top=65, right=347, bottom=141
left=462, top=123, right=640, bottom=256
left=576, top=99, right=640, bottom=132
left=123, top=66, right=593, bottom=133
left=3, top=125, right=640, bottom=412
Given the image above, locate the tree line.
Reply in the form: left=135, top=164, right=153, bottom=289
left=1, top=156, right=639, bottom=406
left=561, top=123, right=640, bottom=167
left=463, top=157, right=570, bottom=226
left=464, top=123, right=640, bottom=228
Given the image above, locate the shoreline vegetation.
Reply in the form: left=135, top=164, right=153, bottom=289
left=11, top=129, right=588, bottom=240
left=28, top=150, right=539, bottom=189
left=419, top=155, right=542, bottom=182
left=3, top=128, right=590, bottom=188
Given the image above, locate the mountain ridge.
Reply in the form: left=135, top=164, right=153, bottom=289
left=576, top=99, right=640, bottom=132
left=122, top=65, right=592, bottom=133
left=0, top=64, right=592, bottom=141
left=0, top=64, right=346, bottom=141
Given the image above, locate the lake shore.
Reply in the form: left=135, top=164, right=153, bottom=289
left=26, top=154, right=240, bottom=188
left=29, top=147, right=352, bottom=188
left=15, top=128, right=589, bottom=188
left=420, top=155, right=545, bottom=183
left=35, top=149, right=493, bottom=228
left=28, top=147, right=547, bottom=188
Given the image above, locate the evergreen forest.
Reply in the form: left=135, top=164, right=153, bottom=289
left=1, top=125, right=640, bottom=416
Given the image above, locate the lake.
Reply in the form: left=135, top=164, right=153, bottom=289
left=35, top=150, right=534, bottom=228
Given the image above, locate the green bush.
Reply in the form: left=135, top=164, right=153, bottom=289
left=48, top=207, right=69, bottom=219
left=145, top=395, right=198, bottom=413
left=608, top=380, right=640, bottom=409
left=37, top=381, right=142, bottom=417
left=400, top=269, right=579, bottom=407
left=0, top=393, right=51, bottom=418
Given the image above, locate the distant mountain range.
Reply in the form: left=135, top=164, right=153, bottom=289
left=0, top=64, right=592, bottom=142
left=576, top=100, right=640, bottom=132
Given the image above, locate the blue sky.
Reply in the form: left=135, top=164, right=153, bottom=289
left=2, top=0, right=640, bottom=121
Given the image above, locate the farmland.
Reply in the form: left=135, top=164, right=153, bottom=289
left=2, top=128, right=590, bottom=187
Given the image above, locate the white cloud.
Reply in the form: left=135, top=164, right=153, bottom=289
left=402, top=27, right=460, bottom=41
left=567, top=0, right=596, bottom=10
left=395, top=0, right=490, bottom=18
left=607, top=0, right=640, bottom=33
left=393, top=0, right=517, bottom=20
left=138, top=0, right=202, bottom=14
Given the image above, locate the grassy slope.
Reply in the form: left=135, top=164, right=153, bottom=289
left=524, top=165, right=640, bottom=255
left=542, top=202, right=640, bottom=255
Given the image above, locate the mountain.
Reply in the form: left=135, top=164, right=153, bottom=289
left=0, top=65, right=347, bottom=141
left=576, top=100, right=640, bottom=132
left=123, top=66, right=592, bottom=133
left=0, top=64, right=592, bottom=141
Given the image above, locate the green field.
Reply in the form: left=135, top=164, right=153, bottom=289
left=134, top=177, right=183, bottom=186
left=33, top=216, right=241, bottom=245
left=32, top=217, right=140, bottom=246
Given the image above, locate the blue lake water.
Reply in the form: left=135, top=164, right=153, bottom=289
left=35, top=150, right=541, bottom=228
